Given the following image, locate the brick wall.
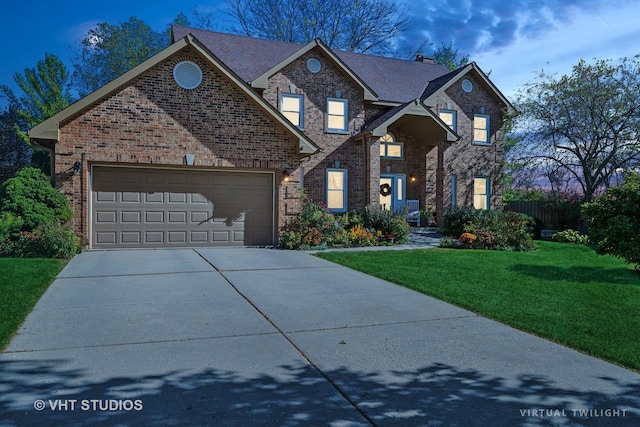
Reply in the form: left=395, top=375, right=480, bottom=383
left=55, top=47, right=303, bottom=241
left=435, top=74, right=506, bottom=213
left=262, top=48, right=368, bottom=216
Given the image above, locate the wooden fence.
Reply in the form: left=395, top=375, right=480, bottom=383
left=505, top=200, right=582, bottom=231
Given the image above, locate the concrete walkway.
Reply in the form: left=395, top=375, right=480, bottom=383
left=1, top=247, right=639, bottom=426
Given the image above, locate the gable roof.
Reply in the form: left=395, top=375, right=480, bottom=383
left=422, top=62, right=515, bottom=112
left=172, top=26, right=452, bottom=104
left=359, top=99, right=459, bottom=144
left=29, top=33, right=320, bottom=156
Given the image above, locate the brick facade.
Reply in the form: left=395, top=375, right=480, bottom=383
left=43, top=34, right=508, bottom=247
left=54, top=47, right=302, bottom=241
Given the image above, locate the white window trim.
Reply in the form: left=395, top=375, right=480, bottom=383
left=280, top=93, right=304, bottom=130
left=473, top=114, right=490, bottom=145
left=326, top=168, right=348, bottom=212
left=326, top=98, right=348, bottom=133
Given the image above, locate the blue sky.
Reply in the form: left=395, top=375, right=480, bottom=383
left=1, top=0, right=639, bottom=108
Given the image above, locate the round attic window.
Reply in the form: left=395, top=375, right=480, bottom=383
left=461, top=79, right=473, bottom=93
left=307, top=58, right=322, bottom=73
left=173, top=61, right=203, bottom=89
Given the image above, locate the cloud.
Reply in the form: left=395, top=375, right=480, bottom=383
left=400, top=0, right=633, bottom=56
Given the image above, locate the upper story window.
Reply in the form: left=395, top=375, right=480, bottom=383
left=439, top=109, right=457, bottom=132
left=473, top=114, right=490, bottom=145
left=326, top=98, right=348, bottom=133
left=379, top=133, right=403, bottom=158
left=281, top=93, right=304, bottom=129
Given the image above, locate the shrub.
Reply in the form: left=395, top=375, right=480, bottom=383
left=363, top=205, right=411, bottom=244
left=2, top=223, right=81, bottom=259
left=440, top=206, right=480, bottom=237
left=363, top=205, right=392, bottom=233
left=552, top=229, right=589, bottom=245
left=448, top=209, right=535, bottom=251
left=0, top=167, right=72, bottom=230
left=347, top=224, right=375, bottom=246
left=279, top=198, right=343, bottom=249
left=0, top=212, right=23, bottom=242
left=582, top=173, right=640, bottom=269
left=389, top=215, right=411, bottom=244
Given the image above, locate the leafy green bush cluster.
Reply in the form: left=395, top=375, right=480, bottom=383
left=279, top=199, right=411, bottom=250
left=582, top=173, right=640, bottom=269
left=0, top=168, right=81, bottom=258
left=0, top=167, right=72, bottom=229
left=4, top=223, right=81, bottom=259
left=552, top=229, right=589, bottom=245
left=440, top=206, right=535, bottom=251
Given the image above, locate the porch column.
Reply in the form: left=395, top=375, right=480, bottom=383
left=436, top=141, right=445, bottom=225
left=367, top=136, right=381, bottom=206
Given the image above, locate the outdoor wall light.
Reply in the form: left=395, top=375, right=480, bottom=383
left=410, top=174, right=417, bottom=182
left=185, top=154, right=195, bottom=165
left=73, top=161, right=82, bottom=175
left=283, top=170, right=291, bottom=182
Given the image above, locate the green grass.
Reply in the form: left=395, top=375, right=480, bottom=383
left=317, top=241, right=640, bottom=372
left=0, top=258, right=65, bottom=350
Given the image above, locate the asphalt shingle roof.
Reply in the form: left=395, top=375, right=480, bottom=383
left=172, top=26, right=452, bottom=104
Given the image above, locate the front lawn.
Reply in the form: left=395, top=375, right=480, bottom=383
left=0, top=258, right=65, bottom=350
left=317, top=241, right=640, bottom=372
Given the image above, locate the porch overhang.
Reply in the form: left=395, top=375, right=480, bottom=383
left=360, top=99, right=459, bottom=145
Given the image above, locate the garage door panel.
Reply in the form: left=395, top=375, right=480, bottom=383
left=122, top=232, right=143, bottom=244
left=145, top=192, right=164, bottom=203
left=96, top=211, right=117, bottom=224
left=96, top=191, right=116, bottom=202
left=92, top=167, right=273, bottom=248
left=121, top=212, right=141, bottom=223
left=168, top=192, right=187, bottom=203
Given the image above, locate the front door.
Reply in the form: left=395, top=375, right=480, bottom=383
left=380, top=174, right=406, bottom=213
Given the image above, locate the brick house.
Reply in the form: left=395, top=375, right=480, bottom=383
left=29, top=26, right=514, bottom=249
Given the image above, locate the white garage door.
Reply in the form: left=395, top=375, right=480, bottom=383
left=91, top=166, right=274, bottom=248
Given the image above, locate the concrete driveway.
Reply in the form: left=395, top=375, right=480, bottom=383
left=1, top=248, right=639, bottom=426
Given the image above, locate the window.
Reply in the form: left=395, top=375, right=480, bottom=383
left=473, top=177, right=490, bottom=210
left=327, top=98, right=348, bottom=133
left=379, top=133, right=403, bottom=158
left=327, top=169, right=347, bottom=212
left=281, top=93, right=304, bottom=129
left=439, top=110, right=457, bottom=132
left=473, top=114, right=490, bottom=145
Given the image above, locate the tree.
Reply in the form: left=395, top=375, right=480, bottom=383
left=224, top=0, right=409, bottom=54
left=0, top=53, right=73, bottom=174
left=513, top=57, right=640, bottom=202
left=582, top=173, right=640, bottom=270
left=72, top=17, right=169, bottom=97
left=433, top=42, right=469, bottom=71
left=0, top=105, right=31, bottom=182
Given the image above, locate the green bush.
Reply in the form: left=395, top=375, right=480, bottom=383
left=0, top=212, right=23, bottom=242
left=279, top=199, right=343, bottom=249
left=441, top=207, right=535, bottom=251
left=363, top=205, right=411, bottom=244
left=552, top=229, right=589, bottom=244
left=2, top=223, right=81, bottom=259
left=280, top=201, right=412, bottom=249
left=0, top=167, right=72, bottom=230
left=582, top=173, right=640, bottom=269
left=440, top=206, right=480, bottom=237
